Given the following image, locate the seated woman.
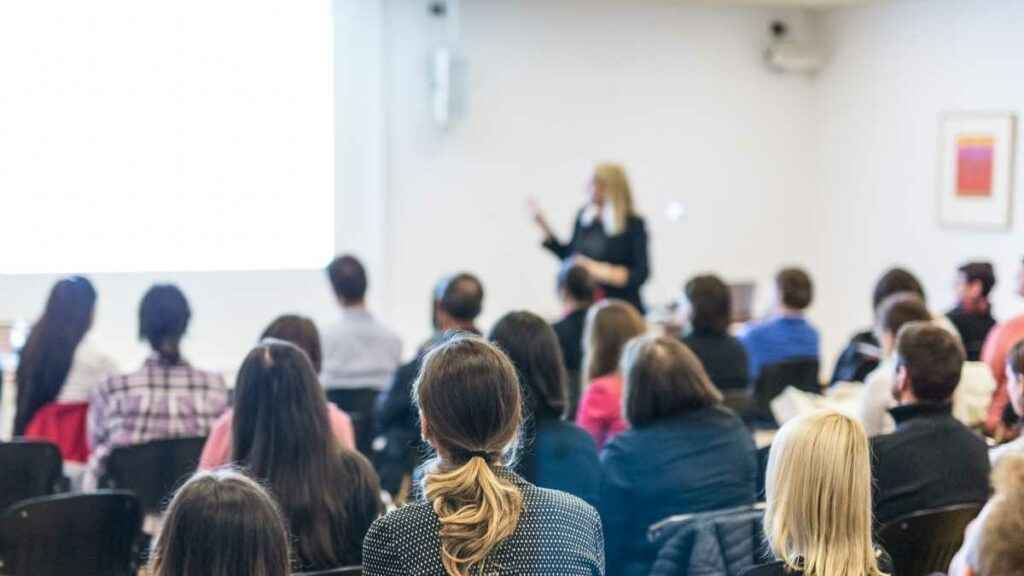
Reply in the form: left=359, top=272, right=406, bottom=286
left=489, top=311, right=600, bottom=507
left=601, top=336, right=757, bottom=576
left=229, top=340, right=382, bottom=571
left=148, top=469, right=290, bottom=576
left=575, top=299, right=647, bottom=448
left=744, top=411, right=890, bottom=576
left=362, top=335, right=604, bottom=576
left=198, top=314, right=353, bottom=468
left=679, top=274, right=749, bottom=393
left=15, top=276, right=118, bottom=471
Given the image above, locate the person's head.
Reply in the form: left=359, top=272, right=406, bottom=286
left=892, top=322, right=965, bottom=405
left=14, top=275, right=97, bottom=435
left=148, top=469, right=290, bottom=576
left=489, top=311, right=568, bottom=421
left=956, top=261, right=996, bottom=309
left=582, top=299, right=646, bottom=382
left=775, top=267, right=813, bottom=312
left=621, top=336, right=722, bottom=428
left=977, top=454, right=1024, bottom=576
left=326, top=254, right=368, bottom=307
left=557, top=261, right=596, bottom=309
left=874, top=293, right=931, bottom=356
left=872, top=267, right=926, bottom=313
left=414, top=335, right=524, bottom=576
left=590, top=163, right=635, bottom=234
left=434, top=272, right=484, bottom=331
left=260, top=315, right=322, bottom=374
left=684, top=274, right=732, bottom=335
left=764, top=411, right=882, bottom=576
left=232, top=340, right=379, bottom=570
left=139, top=284, right=191, bottom=365
left=1005, top=339, right=1024, bottom=417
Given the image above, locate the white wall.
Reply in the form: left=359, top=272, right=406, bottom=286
left=814, top=0, right=1024, bottom=366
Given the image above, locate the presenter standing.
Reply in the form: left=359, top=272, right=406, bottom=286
left=531, top=163, right=650, bottom=313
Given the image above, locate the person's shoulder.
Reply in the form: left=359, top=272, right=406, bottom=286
left=522, top=482, right=602, bottom=527
left=372, top=499, right=437, bottom=536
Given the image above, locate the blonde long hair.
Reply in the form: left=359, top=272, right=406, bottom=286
left=593, top=163, right=635, bottom=235
left=415, top=335, right=524, bottom=576
left=764, top=411, right=885, bottom=576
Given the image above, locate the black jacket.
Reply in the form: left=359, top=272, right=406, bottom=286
left=871, top=402, right=991, bottom=526
left=742, top=549, right=893, bottom=576
left=829, top=329, right=882, bottom=385
left=553, top=307, right=589, bottom=418
left=947, top=305, right=997, bottom=361
left=682, top=330, right=750, bottom=393
left=544, top=212, right=650, bottom=313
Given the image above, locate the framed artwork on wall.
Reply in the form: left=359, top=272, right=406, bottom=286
left=938, top=112, right=1016, bottom=230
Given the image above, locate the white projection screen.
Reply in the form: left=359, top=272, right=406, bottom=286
left=0, top=0, right=335, bottom=273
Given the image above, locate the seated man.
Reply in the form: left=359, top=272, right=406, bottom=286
left=872, top=322, right=991, bottom=526
left=948, top=261, right=997, bottom=362
left=739, top=267, right=819, bottom=380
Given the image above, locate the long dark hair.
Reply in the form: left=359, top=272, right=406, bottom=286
left=260, top=315, right=322, bottom=373
left=149, top=469, right=291, bottom=576
left=488, top=311, right=568, bottom=421
left=139, top=284, right=191, bottom=365
left=231, top=340, right=381, bottom=571
left=14, top=276, right=97, bottom=435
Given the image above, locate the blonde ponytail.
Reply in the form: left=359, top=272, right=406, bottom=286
left=425, top=456, right=523, bottom=576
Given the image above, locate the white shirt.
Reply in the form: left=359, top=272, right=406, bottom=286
left=320, top=309, right=402, bottom=391
left=55, top=337, right=119, bottom=403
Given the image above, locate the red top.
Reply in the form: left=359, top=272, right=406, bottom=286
left=25, top=402, right=91, bottom=463
left=575, top=373, right=628, bottom=450
left=982, top=314, right=1024, bottom=433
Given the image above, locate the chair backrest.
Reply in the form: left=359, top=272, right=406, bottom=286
left=294, top=567, right=362, bottom=576
left=749, top=359, right=821, bottom=427
left=102, top=436, right=207, bottom=514
left=878, top=502, right=984, bottom=576
left=0, top=439, right=64, bottom=512
left=648, top=505, right=769, bottom=576
left=0, top=490, right=141, bottom=576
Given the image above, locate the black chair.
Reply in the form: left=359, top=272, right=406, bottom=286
left=326, top=388, right=378, bottom=456
left=0, top=439, right=64, bottom=512
left=0, top=491, right=142, bottom=576
left=878, top=503, right=984, bottom=576
left=101, top=436, right=206, bottom=515
left=294, top=567, right=362, bottom=576
left=754, top=445, right=771, bottom=501
left=746, top=358, right=821, bottom=428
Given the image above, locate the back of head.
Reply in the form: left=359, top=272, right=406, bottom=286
left=895, top=322, right=965, bottom=402
left=488, top=311, right=568, bottom=420
left=558, top=262, right=597, bottom=304
left=149, top=470, right=290, bottom=576
left=415, top=335, right=524, bottom=576
left=261, top=315, right=323, bottom=374
left=14, top=275, right=97, bottom=435
left=583, top=299, right=647, bottom=382
left=959, top=261, right=997, bottom=298
left=765, top=411, right=880, bottom=576
left=622, top=335, right=723, bottom=428
left=139, top=284, right=191, bottom=365
left=875, top=293, right=931, bottom=336
left=593, top=162, right=634, bottom=233
left=232, top=340, right=357, bottom=570
left=775, top=267, right=814, bottom=311
left=438, top=272, right=485, bottom=323
left=326, top=255, right=368, bottom=305
left=685, top=274, right=732, bottom=334
left=979, top=454, right=1024, bottom=576
left=873, top=267, right=926, bottom=311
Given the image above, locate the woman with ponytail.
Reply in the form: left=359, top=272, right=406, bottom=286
left=84, top=284, right=229, bottom=490
left=363, top=334, right=605, bottom=576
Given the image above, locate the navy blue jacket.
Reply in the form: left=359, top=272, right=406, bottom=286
left=517, top=418, right=601, bottom=508
left=600, top=406, right=757, bottom=576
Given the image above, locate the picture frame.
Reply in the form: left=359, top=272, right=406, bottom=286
left=938, top=112, right=1016, bottom=230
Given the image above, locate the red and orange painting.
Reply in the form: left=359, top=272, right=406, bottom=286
left=955, top=134, right=995, bottom=198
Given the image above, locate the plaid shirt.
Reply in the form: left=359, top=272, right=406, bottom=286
left=84, top=356, right=230, bottom=490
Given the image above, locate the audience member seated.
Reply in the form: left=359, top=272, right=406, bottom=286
left=680, top=274, right=750, bottom=394
left=199, top=316, right=355, bottom=469
left=552, top=262, right=597, bottom=418
left=989, top=339, right=1024, bottom=465
left=744, top=411, right=891, bottom=576
left=830, top=267, right=926, bottom=385
left=83, top=284, right=229, bottom=490
left=948, top=262, right=998, bottom=362
left=489, top=311, right=600, bottom=507
left=949, top=453, right=1024, bottom=576
left=601, top=335, right=756, bottom=576
left=982, top=257, right=1024, bottom=437
left=362, top=335, right=605, bottom=576
left=15, top=276, right=118, bottom=468
left=871, top=322, right=991, bottom=526
left=229, top=340, right=382, bottom=572
left=375, top=272, right=484, bottom=496
left=148, top=469, right=291, bottom=576
left=321, top=255, right=402, bottom=454
left=575, top=299, right=646, bottom=449
left=739, top=267, right=819, bottom=381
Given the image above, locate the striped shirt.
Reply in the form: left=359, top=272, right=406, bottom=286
left=84, top=356, right=229, bottom=491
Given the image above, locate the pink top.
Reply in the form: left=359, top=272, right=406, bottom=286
left=198, top=403, right=355, bottom=470
left=575, top=373, right=628, bottom=450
